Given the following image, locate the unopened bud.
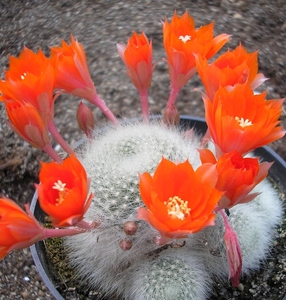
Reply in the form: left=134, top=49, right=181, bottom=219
left=123, top=221, right=138, bottom=235
left=77, top=101, right=95, bottom=139
left=119, top=239, right=132, bottom=251
left=163, top=104, right=180, bottom=126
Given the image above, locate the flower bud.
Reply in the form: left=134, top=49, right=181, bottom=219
left=77, top=101, right=95, bottom=139
left=119, top=239, right=132, bottom=251
left=123, top=221, right=138, bottom=236
left=163, top=104, right=180, bottom=126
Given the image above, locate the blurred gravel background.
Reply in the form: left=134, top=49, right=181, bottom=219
left=0, top=0, right=285, bottom=299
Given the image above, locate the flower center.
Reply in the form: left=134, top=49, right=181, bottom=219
left=179, top=35, right=191, bottom=43
left=235, top=116, right=253, bottom=128
left=164, top=196, right=191, bottom=220
left=20, top=72, right=27, bottom=80
left=52, top=180, right=68, bottom=206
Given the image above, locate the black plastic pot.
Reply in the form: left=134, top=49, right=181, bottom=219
left=30, top=116, right=286, bottom=300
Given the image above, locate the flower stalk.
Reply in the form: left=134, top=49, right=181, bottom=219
left=47, top=119, right=74, bottom=154
left=138, top=89, right=149, bottom=122
left=42, top=144, right=63, bottom=164
left=89, top=93, right=120, bottom=126
left=41, top=227, right=86, bottom=239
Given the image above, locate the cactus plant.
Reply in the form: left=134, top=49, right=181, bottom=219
left=64, top=119, right=283, bottom=299
left=0, top=10, right=284, bottom=300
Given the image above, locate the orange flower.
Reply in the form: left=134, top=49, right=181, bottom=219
left=4, top=99, right=51, bottom=149
left=199, top=149, right=272, bottom=208
left=163, top=11, right=230, bottom=91
left=203, top=84, right=285, bottom=155
left=0, top=46, right=74, bottom=156
left=0, top=47, right=55, bottom=124
left=0, top=198, right=43, bottom=260
left=50, top=36, right=119, bottom=126
left=117, top=31, right=155, bottom=92
left=36, top=153, right=93, bottom=227
left=137, top=157, right=223, bottom=239
left=50, top=35, right=96, bottom=102
left=196, top=44, right=267, bottom=100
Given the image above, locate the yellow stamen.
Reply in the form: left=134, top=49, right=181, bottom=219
left=235, top=116, right=253, bottom=128
left=164, top=196, right=191, bottom=220
left=179, top=35, right=191, bottom=43
left=52, top=180, right=68, bottom=206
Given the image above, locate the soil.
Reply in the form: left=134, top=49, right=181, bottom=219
left=0, top=0, right=285, bottom=299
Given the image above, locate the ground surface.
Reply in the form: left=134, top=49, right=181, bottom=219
left=0, top=0, right=285, bottom=299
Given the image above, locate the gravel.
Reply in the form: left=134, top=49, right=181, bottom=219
left=0, top=0, right=285, bottom=299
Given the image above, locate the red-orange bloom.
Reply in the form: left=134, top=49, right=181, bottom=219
left=196, top=44, right=267, bottom=100
left=36, top=153, right=93, bottom=227
left=4, top=99, right=51, bottom=149
left=137, top=157, right=223, bottom=239
left=117, top=31, right=155, bottom=92
left=199, top=149, right=272, bottom=209
left=163, top=11, right=230, bottom=91
left=0, top=47, right=55, bottom=124
left=203, top=84, right=285, bottom=155
left=50, top=35, right=96, bottom=103
left=0, top=198, right=43, bottom=260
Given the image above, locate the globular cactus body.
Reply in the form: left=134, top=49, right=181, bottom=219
left=65, top=119, right=283, bottom=299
